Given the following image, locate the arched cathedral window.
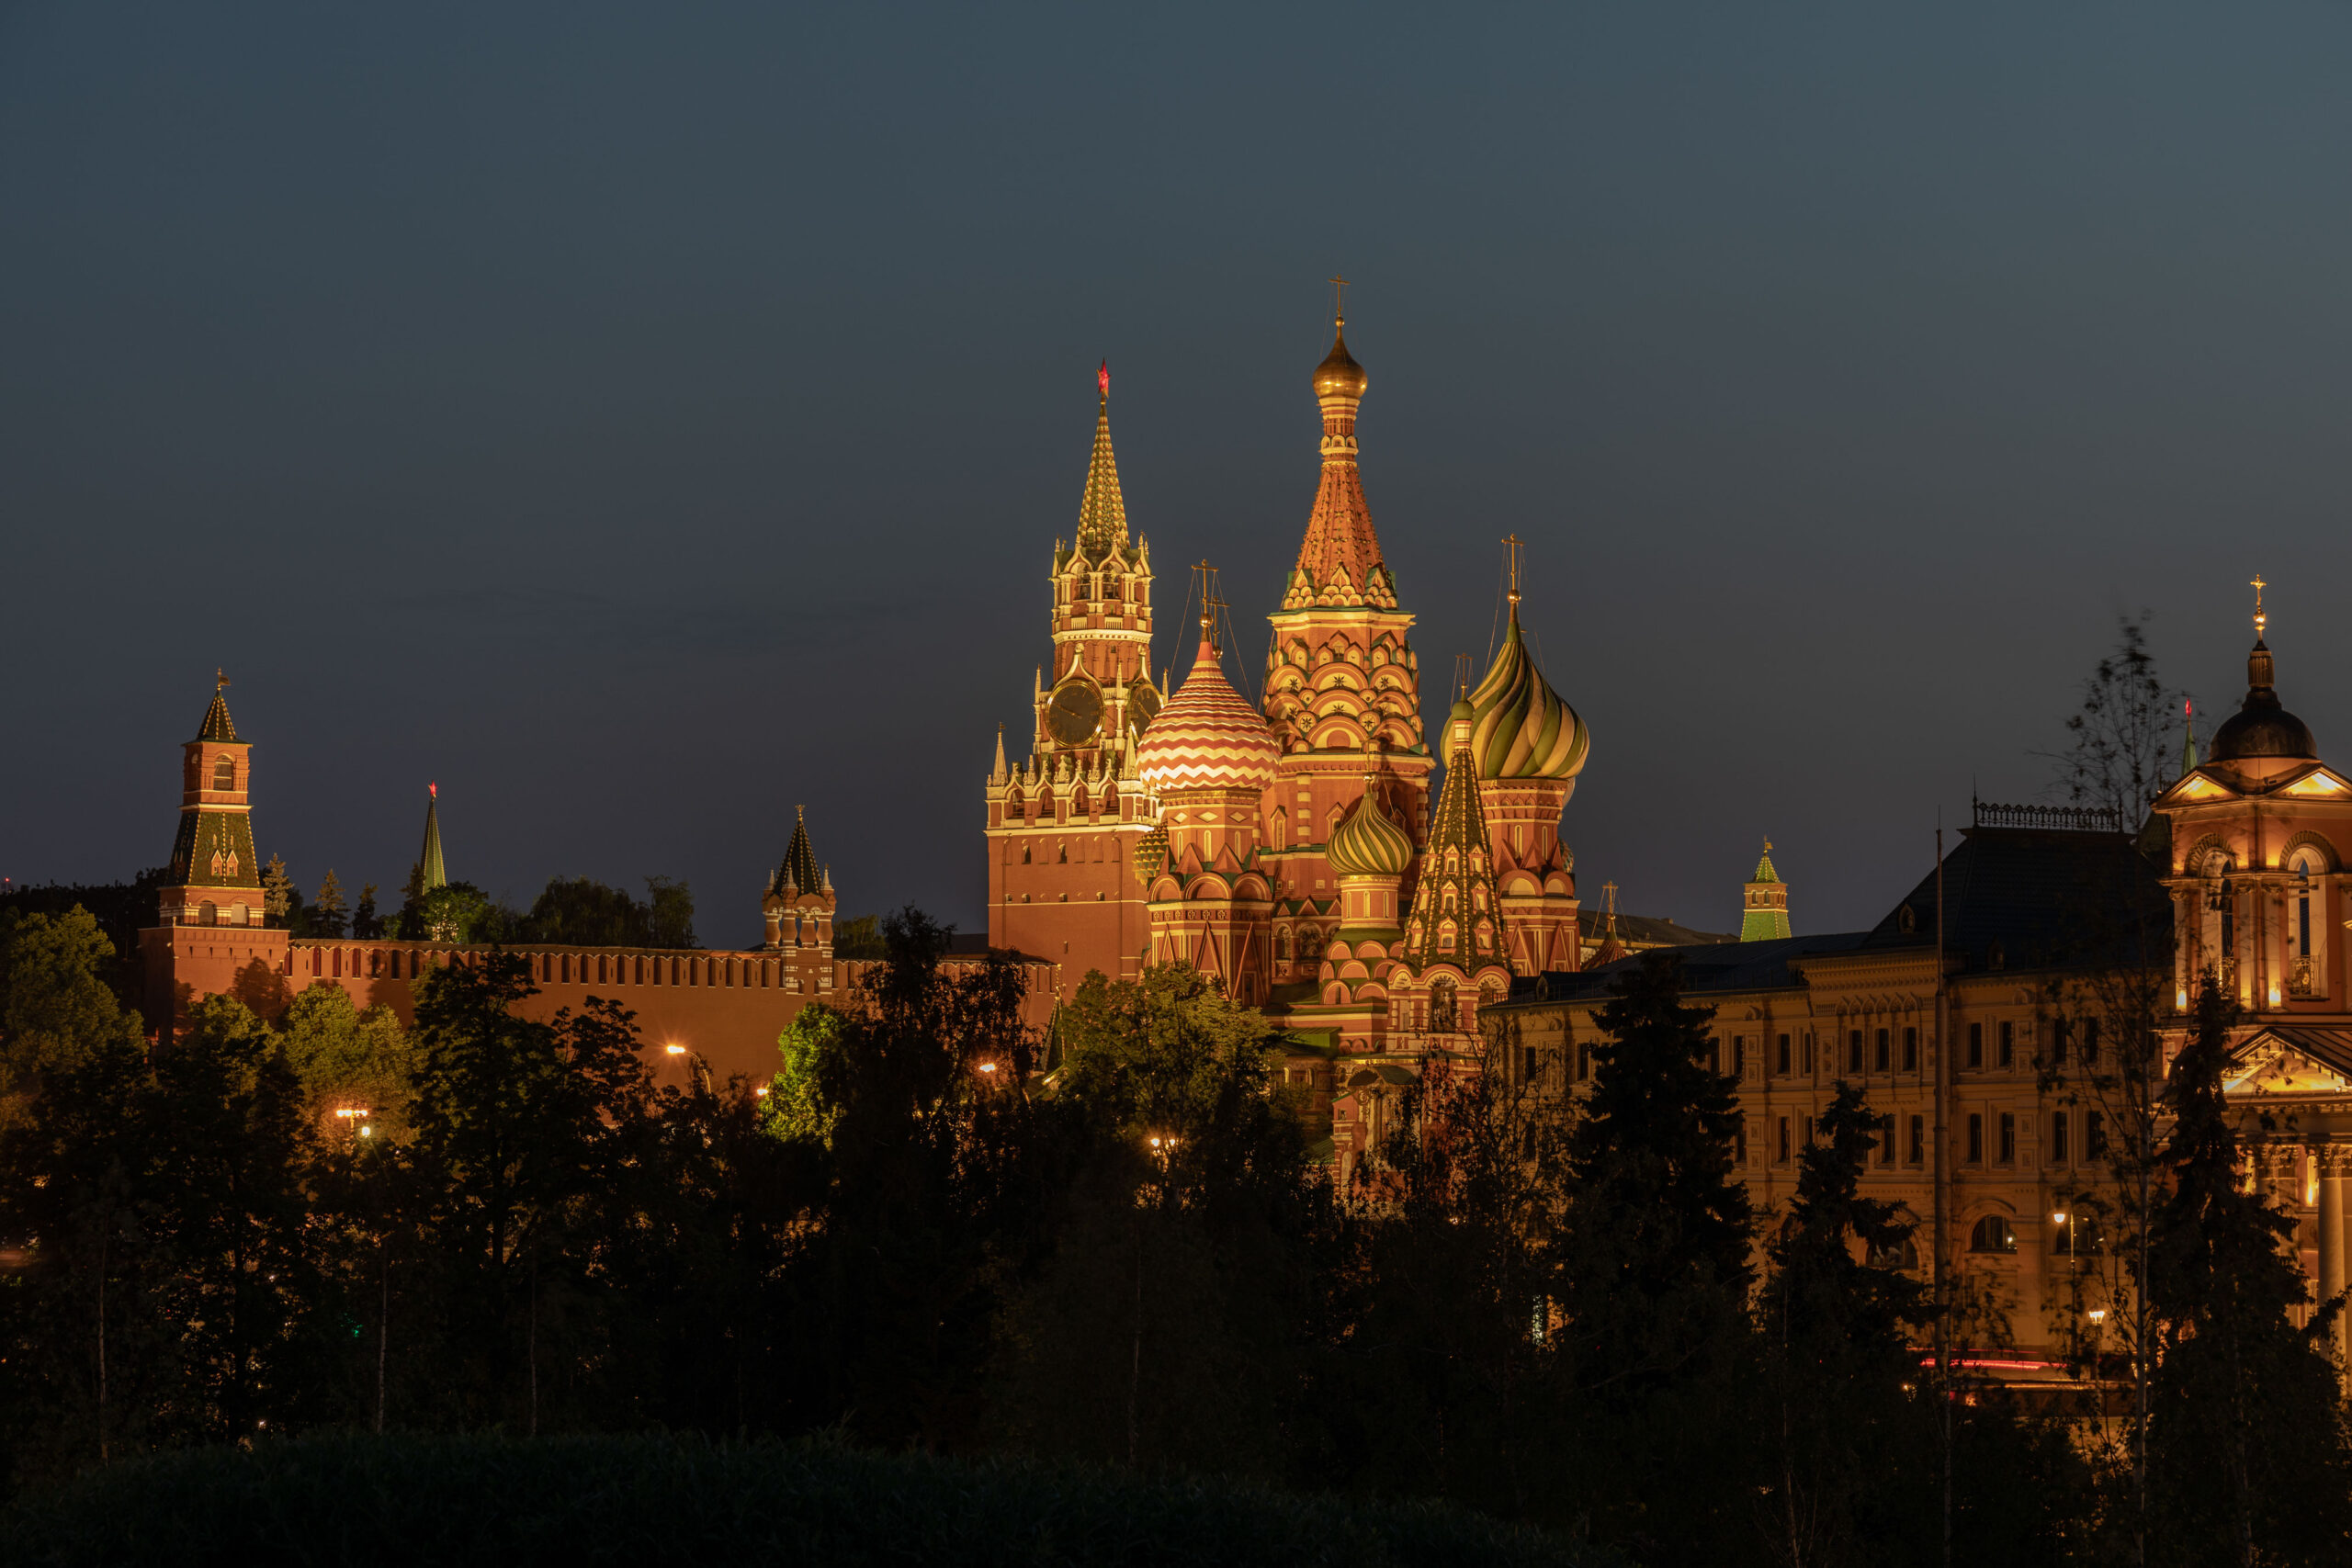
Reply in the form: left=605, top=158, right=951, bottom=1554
left=1430, top=977, right=1458, bottom=1032
left=213, top=754, right=235, bottom=790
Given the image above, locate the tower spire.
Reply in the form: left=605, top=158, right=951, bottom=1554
left=419, top=784, right=447, bottom=893
left=1075, top=361, right=1129, bottom=558
left=2180, top=698, right=2199, bottom=778
left=1286, top=291, right=1392, bottom=611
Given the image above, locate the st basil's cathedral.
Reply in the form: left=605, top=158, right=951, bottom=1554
left=984, top=310, right=1596, bottom=1144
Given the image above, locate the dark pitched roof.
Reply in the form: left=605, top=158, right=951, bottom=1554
left=198, top=688, right=237, bottom=742
left=1855, top=825, right=2170, bottom=974
left=1496, top=824, right=2170, bottom=1010
left=1499, top=930, right=1871, bottom=1008
left=1575, top=908, right=1735, bottom=948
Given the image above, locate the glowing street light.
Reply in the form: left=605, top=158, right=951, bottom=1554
left=664, top=1043, right=686, bottom=1055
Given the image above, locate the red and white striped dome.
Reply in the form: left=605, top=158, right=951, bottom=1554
left=1136, top=637, right=1281, bottom=795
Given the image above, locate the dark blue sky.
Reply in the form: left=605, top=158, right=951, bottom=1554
left=6, top=3, right=2349, bottom=946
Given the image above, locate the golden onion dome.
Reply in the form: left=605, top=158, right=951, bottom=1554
left=1467, top=611, right=1589, bottom=783
left=1328, top=779, right=1415, bottom=878
left=1313, top=323, right=1367, bottom=400
left=1135, top=636, right=1282, bottom=795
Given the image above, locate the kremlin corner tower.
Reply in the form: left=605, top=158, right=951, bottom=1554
left=985, top=309, right=1595, bottom=1078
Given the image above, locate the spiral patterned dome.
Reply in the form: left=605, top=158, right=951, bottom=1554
left=1467, top=611, right=1588, bottom=782
left=1328, top=781, right=1414, bottom=877
left=1136, top=637, right=1282, bottom=795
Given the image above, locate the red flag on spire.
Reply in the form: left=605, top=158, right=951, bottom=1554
left=1098, top=359, right=1109, bottom=397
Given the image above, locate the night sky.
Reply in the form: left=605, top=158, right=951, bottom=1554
left=6, top=4, right=2349, bottom=949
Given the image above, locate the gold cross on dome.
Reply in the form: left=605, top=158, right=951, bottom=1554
left=2251, top=573, right=2268, bottom=638
left=1502, top=535, right=1524, bottom=605
left=1329, top=275, right=1349, bottom=325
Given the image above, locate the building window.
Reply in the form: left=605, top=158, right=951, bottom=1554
left=1577, top=1042, right=1591, bottom=1080
left=1908, top=1114, right=1925, bottom=1165
left=2052, top=1111, right=2069, bottom=1164
left=2087, top=1111, right=2107, bottom=1160
left=1967, top=1113, right=1984, bottom=1165
left=1903, top=1026, right=1918, bottom=1071
left=1849, top=1030, right=1863, bottom=1072
left=1879, top=1115, right=1895, bottom=1167
left=2081, top=1018, right=2100, bottom=1067
left=1734, top=1036, right=1747, bottom=1076
left=2052, top=1214, right=2101, bottom=1257
left=1998, top=1021, right=2015, bottom=1068
left=1998, top=1111, right=2015, bottom=1164
left=1777, top=1033, right=1792, bottom=1074
left=1803, top=1032, right=1815, bottom=1075
left=1706, top=1037, right=1721, bottom=1074
left=1777, top=1117, right=1792, bottom=1165
left=1736, top=1121, right=1748, bottom=1164
left=1967, top=1022, right=1983, bottom=1069
left=1430, top=978, right=1458, bottom=1032
left=1875, top=1028, right=1890, bottom=1071
left=212, top=754, right=235, bottom=790
left=1970, top=1215, right=2018, bottom=1253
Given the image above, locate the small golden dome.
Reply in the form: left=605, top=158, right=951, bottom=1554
left=1313, top=323, right=1366, bottom=400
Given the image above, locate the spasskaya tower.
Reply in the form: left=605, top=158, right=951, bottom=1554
left=983, top=364, right=1164, bottom=989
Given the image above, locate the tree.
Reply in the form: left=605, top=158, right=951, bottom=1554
left=2047, top=615, right=2191, bottom=834
left=831, top=914, right=885, bottom=960
left=351, top=883, right=381, bottom=941
left=276, top=984, right=415, bottom=1134
left=261, top=855, right=298, bottom=925
left=311, top=872, right=348, bottom=939
left=644, top=876, right=696, bottom=950
left=1756, top=1082, right=1930, bottom=1566
left=0, top=908, right=148, bottom=1113
left=993, top=966, right=1321, bottom=1478
left=2142, top=977, right=2352, bottom=1566
left=416, top=884, right=502, bottom=945
left=1553, top=951, right=1758, bottom=1557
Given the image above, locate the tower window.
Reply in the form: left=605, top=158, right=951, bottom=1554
left=212, top=754, right=235, bottom=790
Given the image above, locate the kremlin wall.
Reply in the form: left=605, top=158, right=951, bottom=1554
left=130, top=305, right=2352, bottom=1383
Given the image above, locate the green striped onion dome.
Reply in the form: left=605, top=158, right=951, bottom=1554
left=1328, top=782, right=1414, bottom=878
left=1467, top=611, right=1589, bottom=782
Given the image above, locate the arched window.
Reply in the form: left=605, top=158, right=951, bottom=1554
left=1057, top=842, right=1069, bottom=863
left=212, top=754, right=235, bottom=791
left=2288, top=842, right=2332, bottom=998
left=1439, top=920, right=1457, bottom=952
left=1022, top=845, right=1033, bottom=864
left=1969, top=1215, right=2018, bottom=1254
left=1430, top=977, right=1458, bottom=1032
left=1275, top=926, right=1292, bottom=963
left=1072, top=786, right=1091, bottom=817
left=1271, top=807, right=1288, bottom=852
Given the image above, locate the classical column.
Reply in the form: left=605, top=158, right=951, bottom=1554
left=2320, top=1144, right=2349, bottom=1388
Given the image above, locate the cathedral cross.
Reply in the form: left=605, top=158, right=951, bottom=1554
left=1329, top=275, right=1349, bottom=325
left=2251, top=573, right=2267, bottom=639
left=1502, top=534, right=1524, bottom=607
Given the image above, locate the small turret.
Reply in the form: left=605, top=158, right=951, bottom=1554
left=1740, top=840, right=1792, bottom=942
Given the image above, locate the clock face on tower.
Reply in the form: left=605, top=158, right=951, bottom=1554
left=1046, top=681, right=1103, bottom=746
left=1126, top=684, right=1161, bottom=735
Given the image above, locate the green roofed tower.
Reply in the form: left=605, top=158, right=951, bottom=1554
left=159, top=670, right=266, bottom=928
left=1739, top=840, right=1792, bottom=942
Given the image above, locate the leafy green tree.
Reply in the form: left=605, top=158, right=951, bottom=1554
left=831, top=914, right=885, bottom=959
left=277, top=984, right=415, bottom=1134
left=311, top=872, right=348, bottom=939
left=515, top=876, right=647, bottom=947
left=416, top=884, right=502, bottom=945
left=0, top=908, right=148, bottom=1112
left=644, top=876, right=696, bottom=950
left=1553, top=951, right=1758, bottom=1558
left=993, top=966, right=1321, bottom=1477
left=2143, top=978, right=2352, bottom=1566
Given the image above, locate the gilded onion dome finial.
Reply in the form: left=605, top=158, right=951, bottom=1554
left=1313, top=276, right=1367, bottom=401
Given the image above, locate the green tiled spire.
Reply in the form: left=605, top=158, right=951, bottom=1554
left=780, top=805, right=821, bottom=895
left=419, top=785, right=447, bottom=893
left=198, top=668, right=238, bottom=741
left=1074, top=362, right=1128, bottom=559
left=1739, top=838, right=1791, bottom=942
left=1399, top=703, right=1507, bottom=970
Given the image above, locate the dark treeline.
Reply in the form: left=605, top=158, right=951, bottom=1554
left=2, top=905, right=2347, bottom=1565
